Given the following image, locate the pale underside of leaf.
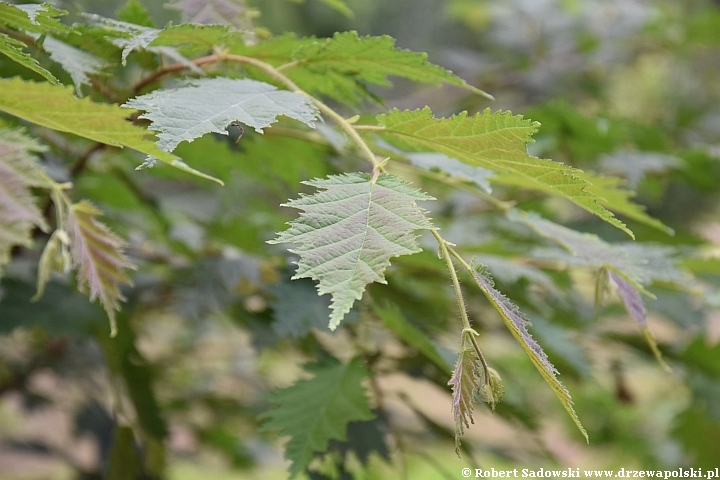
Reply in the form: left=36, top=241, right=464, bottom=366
left=68, top=201, right=135, bottom=336
left=123, top=77, right=319, bottom=152
left=0, top=77, right=221, bottom=184
left=259, top=358, right=374, bottom=478
left=269, top=173, right=435, bottom=330
left=377, top=107, right=634, bottom=238
left=41, top=35, right=108, bottom=95
left=508, top=209, right=683, bottom=292
left=470, top=268, right=588, bottom=442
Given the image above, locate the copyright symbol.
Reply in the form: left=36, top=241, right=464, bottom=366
left=462, top=468, right=472, bottom=477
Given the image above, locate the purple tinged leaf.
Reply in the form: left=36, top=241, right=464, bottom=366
left=608, top=270, right=671, bottom=372
left=470, top=267, right=588, bottom=442
left=608, top=270, right=646, bottom=326
left=0, top=129, right=50, bottom=277
left=68, top=201, right=135, bottom=336
left=269, top=172, right=435, bottom=330
left=448, top=345, right=482, bottom=455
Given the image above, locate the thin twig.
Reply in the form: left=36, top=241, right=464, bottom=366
left=132, top=54, right=220, bottom=93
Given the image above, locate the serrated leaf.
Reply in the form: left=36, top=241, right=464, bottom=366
left=40, top=36, right=108, bottom=95
left=377, top=107, right=635, bottom=237
left=0, top=2, right=69, bottom=35
left=0, top=31, right=60, bottom=84
left=123, top=77, right=319, bottom=152
left=469, top=267, right=588, bottom=442
left=84, top=14, right=159, bottom=65
left=0, top=77, right=221, bottom=184
left=0, top=128, right=51, bottom=277
left=576, top=171, right=674, bottom=235
left=448, top=343, right=483, bottom=454
left=259, top=358, right=374, bottom=478
left=87, top=13, right=230, bottom=62
left=286, top=31, right=491, bottom=104
left=269, top=173, right=435, bottom=330
left=68, top=200, right=135, bottom=337
left=373, top=302, right=451, bottom=374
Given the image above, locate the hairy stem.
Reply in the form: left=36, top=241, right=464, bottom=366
left=432, top=230, right=490, bottom=374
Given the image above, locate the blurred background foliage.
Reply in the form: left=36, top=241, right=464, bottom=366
left=1, top=0, right=720, bottom=478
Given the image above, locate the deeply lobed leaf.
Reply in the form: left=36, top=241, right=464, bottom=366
left=269, top=173, right=436, bottom=330
left=124, top=77, right=319, bottom=152
left=377, top=107, right=636, bottom=237
left=68, top=200, right=135, bottom=337
left=259, top=358, right=374, bottom=478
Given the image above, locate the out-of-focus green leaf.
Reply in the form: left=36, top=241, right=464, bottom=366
left=269, top=278, right=332, bottom=338
left=260, top=358, right=374, bottom=478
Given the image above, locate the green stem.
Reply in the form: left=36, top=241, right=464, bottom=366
left=223, top=54, right=383, bottom=172
left=432, top=230, right=490, bottom=374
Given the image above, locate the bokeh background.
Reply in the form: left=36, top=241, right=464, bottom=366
left=1, top=0, right=720, bottom=478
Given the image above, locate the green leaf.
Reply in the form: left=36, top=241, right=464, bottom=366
left=68, top=201, right=135, bottom=337
left=0, top=2, right=69, bottom=35
left=0, top=32, right=60, bottom=84
left=469, top=265, right=588, bottom=442
left=373, top=301, right=451, bottom=374
left=0, top=128, right=50, bottom=278
left=269, top=278, right=333, bottom=338
left=260, top=358, right=375, bottom=478
left=377, top=107, right=635, bottom=237
left=40, top=35, right=108, bottom=95
left=0, top=77, right=221, bottom=184
left=285, top=31, right=492, bottom=104
left=116, top=0, right=156, bottom=28
left=576, top=171, right=674, bottom=235
left=269, top=173, right=435, bottom=330
left=124, top=77, right=319, bottom=152
left=84, top=14, right=159, bottom=65
left=87, top=13, right=228, bottom=63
